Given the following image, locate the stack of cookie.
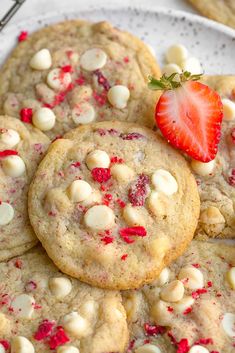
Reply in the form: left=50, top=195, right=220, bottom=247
left=0, top=20, right=234, bottom=353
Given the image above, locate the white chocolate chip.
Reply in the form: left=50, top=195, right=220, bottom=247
left=81, top=190, right=102, bottom=207
left=172, top=296, right=195, bottom=314
left=80, top=300, right=98, bottom=319
left=151, top=300, right=172, bottom=325
left=72, top=103, right=95, bottom=125
left=32, top=107, right=56, bottom=131
left=30, top=49, right=52, bottom=70
left=222, top=98, right=235, bottom=121
left=227, top=267, right=235, bottom=290
left=61, top=312, right=89, bottom=338
left=189, top=346, right=209, bottom=353
left=68, top=180, right=92, bottom=202
left=147, top=191, right=167, bottom=217
left=155, top=267, right=170, bottom=287
left=0, top=344, right=5, bottom=353
left=162, top=63, right=181, bottom=76
left=11, top=294, right=35, bottom=319
left=0, top=129, right=20, bottom=147
left=111, top=164, right=135, bottom=184
left=0, top=202, right=14, bottom=225
left=178, top=266, right=204, bottom=290
left=181, top=57, right=202, bottom=75
left=166, top=44, right=188, bottom=65
left=123, top=204, right=145, bottom=226
left=86, top=150, right=110, bottom=170
left=160, top=280, right=184, bottom=302
left=57, top=346, right=80, bottom=353
left=80, top=48, right=107, bottom=71
left=107, top=85, right=130, bottom=109
left=152, top=169, right=178, bottom=196
left=84, top=205, right=115, bottom=230
left=221, top=313, right=235, bottom=337
left=146, top=44, right=156, bottom=57
left=47, top=68, right=72, bottom=91
left=49, top=277, right=72, bottom=299
left=191, top=159, right=215, bottom=176
left=135, top=344, right=161, bottom=353
left=2, top=155, right=26, bottom=177
left=200, top=206, right=225, bottom=225
left=11, top=337, right=35, bottom=353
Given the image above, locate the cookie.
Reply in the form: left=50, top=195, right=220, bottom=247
left=0, top=246, right=128, bottom=353
left=0, top=20, right=161, bottom=139
left=123, top=240, right=235, bottom=353
left=187, top=75, right=235, bottom=239
left=28, top=121, right=200, bottom=290
left=188, top=0, right=235, bottom=29
left=0, top=116, right=49, bottom=261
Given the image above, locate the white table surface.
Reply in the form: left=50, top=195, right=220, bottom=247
left=1, top=0, right=197, bottom=25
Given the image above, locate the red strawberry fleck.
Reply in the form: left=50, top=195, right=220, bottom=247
left=48, top=326, right=69, bottom=349
left=207, top=281, right=213, bottom=288
left=25, top=281, right=37, bottom=292
left=76, top=75, right=85, bottom=86
left=92, top=168, right=111, bottom=183
left=61, top=65, right=72, bottom=73
left=123, top=56, right=130, bottom=63
left=167, top=306, right=174, bottom=312
left=14, top=259, right=22, bottom=269
left=110, top=156, right=124, bottom=164
left=183, top=307, right=192, bottom=315
left=34, top=319, right=55, bottom=340
left=0, top=340, right=10, bottom=351
left=120, top=132, right=145, bottom=140
left=128, top=174, right=150, bottom=206
left=192, top=263, right=200, bottom=268
left=93, top=91, right=107, bottom=106
left=0, top=150, right=18, bottom=158
left=194, top=338, right=213, bottom=345
left=149, top=74, right=223, bottom=162
left=71, top=161, right=81, bottom=168
left=231, top=128, right=235, bottom=143
left=210, top=351, right=220, bottom=353
left=18, top=31, right=28, bottom=42
left=144, top=323, right=165, bottom=336
left=228, top=169, right=235, bottom=186
left=192, top=288, right=208, bottom=299
left=119, top=226, right=147, bottom=244
left=121, top=254, right=128, bottom=261
left=20, top=108, right=33, bottom=124
left=127, top=340, right=135, bottom=352
left=101, top=236, right=114, bottom=245
left=94, top=70, right=111, bottom=91
left=177, top=339, right=190, bottom=353
left=116, top=198, right=126, bottom=208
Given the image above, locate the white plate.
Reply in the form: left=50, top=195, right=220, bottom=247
left=0, top=5, right=235, bottom=74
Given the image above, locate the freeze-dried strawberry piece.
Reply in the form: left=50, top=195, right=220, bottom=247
left=194, top=338, right=213, bottom=345
left=110, top=156, right=124, bottom=164
left=48, top=326, right=69, bottom=349
left=228, top=169, right=235, bottom=186
left=93, top=91, right=107, bottom=106
left=25, top=281, right=37, bottom=292
left=0, top=340, right=10, bottom=350
left=128, top=174, right=150, bottom=206
left=101, top=236, right=114, bottom=245
left=183, top=307, right=192, bottom=315
left=61, top=65, right=72, bottom=73
left=121, top=254, right=128, bottom=260
left=231, top=128, right=235, bottom=143
left=0, top=150, right=18, bottom=158
left=18, top=31, right=28, bottom=42
left=177, top=339, right=190, bottom=353
left=116, top=198, right=126, bottom=208
left=192, top=263, right=200, bottom=268
left=34, top=319, right=55, bottom=340
left=119, top=226, right=147, bottom=244
left=76, top=74, right=85, bottom=86
left=91, top=168, right=111, bottom=183
left=192, top=288, right=208, bottom=299
left=94, top=70, right=111, bottom=91
left=120, top=132, right=145, bottom=140
left=144, top=323, right=165, bottom=336
left=20, top=108, right=33, bottom=123
left=71, top=161, right=81, bottom=168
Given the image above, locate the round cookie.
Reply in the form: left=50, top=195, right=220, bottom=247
left=189, top=75, right=235, bottom=239
left=0, top=247, right=128, bottom=353
left=123, top=240, right=235, bottom=353
left=188, top=0, right=235, bottom=29
left=28, top=121, right=200, bottom=290
left=0, top=116, right=49, bottom=261
left=0, top=20, right=161, bottom=139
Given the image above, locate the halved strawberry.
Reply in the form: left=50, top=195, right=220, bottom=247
left=148, top=72, right=223, bottom=162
